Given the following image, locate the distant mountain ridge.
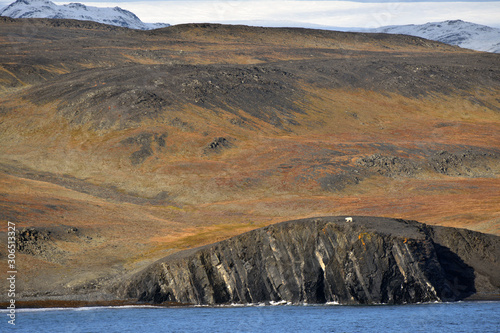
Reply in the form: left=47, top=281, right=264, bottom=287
left=1, top=1, right=498, bottom=52
left=208, top=19, right=500, bottom=54
left=363, top=20, right=500, bottom=53
left=0, top=0, right=169, bottom=30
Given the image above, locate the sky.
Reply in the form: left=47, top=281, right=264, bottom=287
left=1, top=0, right=499, bottom=28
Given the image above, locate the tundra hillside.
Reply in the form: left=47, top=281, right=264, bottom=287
left=0, top=18, right=499, bottom=302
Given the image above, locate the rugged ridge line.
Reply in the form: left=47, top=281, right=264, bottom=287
left=118, top=217, right=500, bottom=305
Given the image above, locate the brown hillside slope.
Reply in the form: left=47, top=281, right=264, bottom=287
left=0, top=19, right=499, bottom=301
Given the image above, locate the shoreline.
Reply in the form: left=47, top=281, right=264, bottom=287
left=0, top=299, right=189, bottom=309
left=2, top=294, right=500, bottom=309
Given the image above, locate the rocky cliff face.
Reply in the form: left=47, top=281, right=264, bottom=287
left=118, top=217, right=500, bottom=305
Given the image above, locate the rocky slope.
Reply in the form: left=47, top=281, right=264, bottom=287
left=119, top=217, right=500, bottom=305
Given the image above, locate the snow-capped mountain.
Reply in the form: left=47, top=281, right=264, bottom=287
left=0, top=0, right=169, bottom=30
left=212, top=19, right=500, bottom=54
left=369, top=20, right=500, bottom=53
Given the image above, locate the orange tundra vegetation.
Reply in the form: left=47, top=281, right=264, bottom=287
left=0, top=18, right=499, bottom=300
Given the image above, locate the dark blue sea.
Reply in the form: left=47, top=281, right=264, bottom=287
left=2, top=301, right=499, bottom=332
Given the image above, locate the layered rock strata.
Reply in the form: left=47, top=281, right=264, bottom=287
left=119, top=217, right=500, bottom=305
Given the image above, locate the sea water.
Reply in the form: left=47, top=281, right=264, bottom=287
left=1, top=301, right=499, bottom=332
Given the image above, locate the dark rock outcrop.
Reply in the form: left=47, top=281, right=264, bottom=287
left=120, top=132, right=168, bottom=165
left=204, top=137, right=233, bottom=154
left=15, top=227, right=67, bottom=262
left=357, top=149, right=500, bottom=179
left=118, top=217, right=500, bottom=305
left=16, top=227, right=52, bottom=256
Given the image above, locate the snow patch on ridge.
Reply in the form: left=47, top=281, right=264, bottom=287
left=369, top=20, right=500, bottom=53
left=0, top=0, right=169, bottom=30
